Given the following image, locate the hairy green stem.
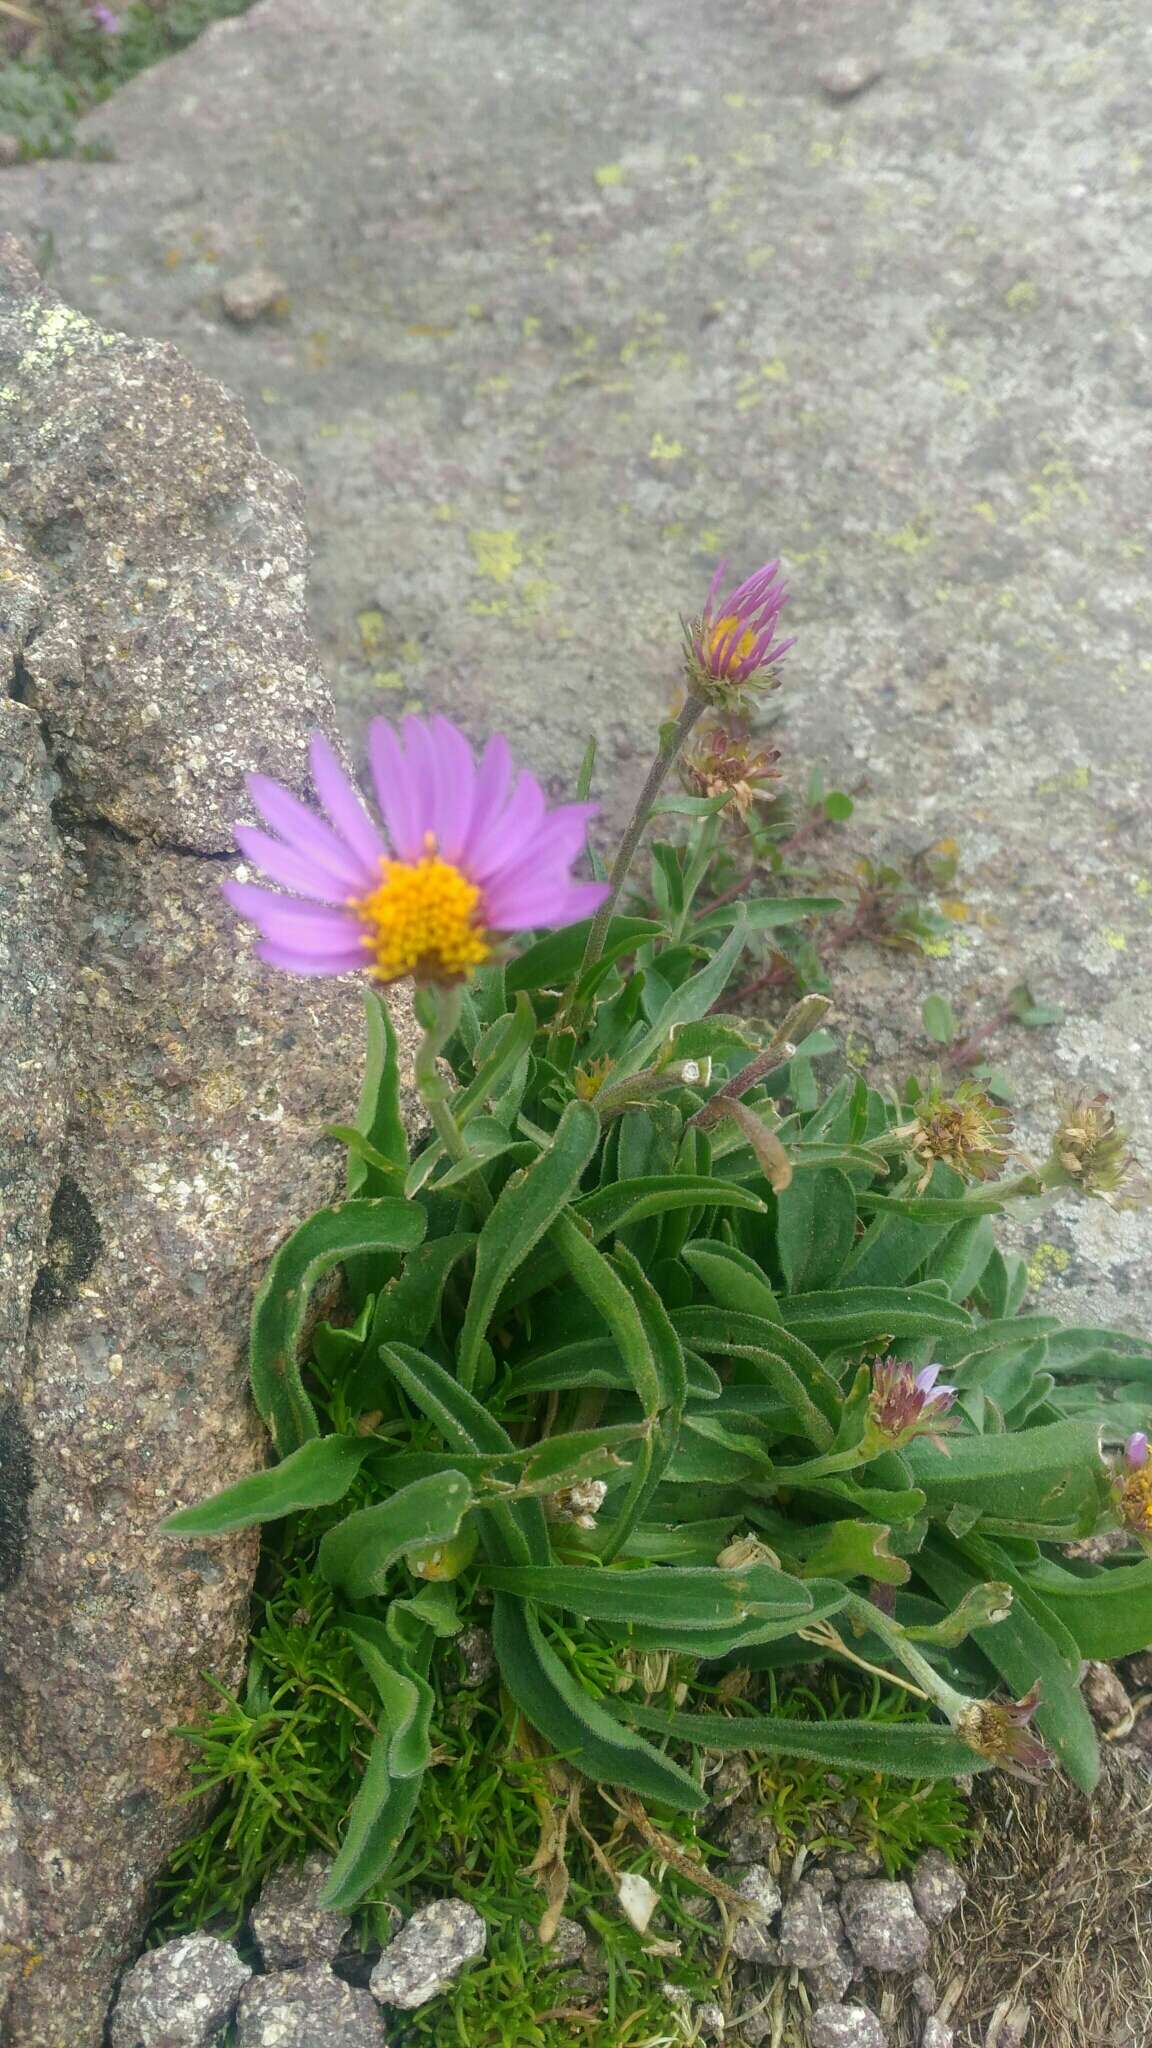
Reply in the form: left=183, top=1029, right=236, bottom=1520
left=579, top=691, right=708, bottom=981
left=842, top=1592, right=973, bottom=1722
left=413, top=985, right=493, bottom=1217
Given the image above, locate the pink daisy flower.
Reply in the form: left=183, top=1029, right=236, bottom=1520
left=224, top=716, right=608, bottom=984
left=688, top=558, right=795, bottom=690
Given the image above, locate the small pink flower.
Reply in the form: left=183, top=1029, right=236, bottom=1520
left=1113, top=1431, right=1152, bottom=1543
left=868, top=1357, right=957, bottom=1449
left=687, top=559, right=794, bottom=693
left=91, top=3, right=121, bottom=30
left=224, top=716, right=607, bottom=984
left=1126, top=1432, right=1149, bottom=1470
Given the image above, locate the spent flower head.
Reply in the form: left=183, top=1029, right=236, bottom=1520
left=680, top=725, right=783, bottom=814
left=685, top=558, right=794, bottom=703
left=953, top=1684, right=1049, bottom=1780
left=1044, top=1092, right=1150, bottom=1211
left=224, top=716, right=608, bottom=985
left=867, top=1356, right=957, bottom=1450
left=897, top=1080, right=1012, bottom=1193
left=1110, top=1430, right=1152, bottom=1546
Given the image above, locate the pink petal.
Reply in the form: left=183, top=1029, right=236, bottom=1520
left=233, top=824, right=351, bottom=904
left=484, top=874, right=608, bottom=931
left=398, top=716, right=440, bottom=848
left=460, top=734, right=514, bottom=866
left=369, top=719, right=424, bottom=863
left=427, top=714, right=477, bottom=860
left=309, top=733, right=387, bottom=875
left=222, top=880, right=365, bottom=950
left=466, top=771, right=547, bottom=884
left=256, top=940, right=369, bottom=976
left=245, top=774, right=368, bottom=891
left=477, top=802, right=598, bottom=894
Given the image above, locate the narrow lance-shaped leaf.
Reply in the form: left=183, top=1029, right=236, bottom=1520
left=347, top=989, right=409, bottom=1193
left=491, top=1595, right=705, bottom=1812
left=250, top=1199, right=427, bottom=1452
left=456, top=1098, right=601, bottom=1392
left=615, top=1701, right=987, bottom=1779
left=164, top=1435, right=373, bottom=1536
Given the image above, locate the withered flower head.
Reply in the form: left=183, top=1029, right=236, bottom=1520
left=868, top=1356, right=957, bottom=1449
left=1111, top=1430, right=1152, bottom=1545
left=897, top=1080, right=1012, bottom=1193
left=1045, top=1092, right=1150, bottom=1211
left=545, top=1479, right=608, bottom=1530
left=954, top=1684, right=1049, bottom=1779
left=680, top=726, right=783, bottom=815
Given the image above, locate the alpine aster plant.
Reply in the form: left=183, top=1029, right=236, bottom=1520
left=224, top=716, right=607, bottom=984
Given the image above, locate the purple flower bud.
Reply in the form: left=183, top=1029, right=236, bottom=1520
left=1126, top=1431, right=1149, bottom=1471
left=686, top=559, right=794, bottom=695
left=91, top=3, right=121, bottom=30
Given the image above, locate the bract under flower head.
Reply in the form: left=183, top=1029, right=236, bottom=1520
left=680, top=725, right=783, bottom=814
left=896, top=1080, right=1012, bottom=1193
left=954, top=1684, right=1049, bottom=1779
left=1112, top=1430, right=1152, bottom=1544
left=867, top=1356, right=957, bottom=1450
left=1045, top=1092, right=1150, bottom=1211
left=224, top=716, right=608, bottom=985
left=686, top=559, right=794, bottom=701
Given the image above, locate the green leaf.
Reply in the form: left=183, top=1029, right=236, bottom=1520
left=617, top=915, right=750, bottom=1077
left=318, top=1471, right=474, bottom=1597
left=378, top=1341, right=548, bottom=1566
left=616, top=1701, right=986, bottom=1779
left=1023, top=1557, right=1152, bottom=1660
left=490, top=1595, right=705, bottom=1811
left=451, top=995, right=538, bottom=1121
left=506, top=1342, right=722, bottom=1402
left=164, top=1434, right=373, bottom=1535
left=682, top=1239, right=783, bottom=1322
left=512, top=1424, right=649, bottom=1495
left=351, top=1232, right=476, bottom=1405
left=347, top=990, right=409, bottom=1193
left=904, top=1421, right=1109, bottom=1537
left=481, top=1560, right=814, bottom=1627
left=431, top=1119, right=527, bottom=1191
left=774, top=1169, right=857, bottom=1294
left=921, top=995, right=958, bottom=1046
left=823, top=791, right=854, bottom=822
left=784, top=1520, right=909, bottom=1586
left=250, top=1199, right=428, bottom=1452
left=319, top=1730, right=424, bottom=1910
left=671, top=1305, right=841, bottom=1434
left=457, top=1099, right=600, bottom=1391
left=777, top=1286, right=972, bottom=1349
left=548, top=1215, right=661, bottom=1416
left=506, top=918, right=663, bottom=993
left=693, top=896, right=844, bottom=935
left=1042, top=1326, right=1152, bottom=1384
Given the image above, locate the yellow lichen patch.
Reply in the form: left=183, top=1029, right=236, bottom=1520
left=1005, top=280, right=1038, bottom=311
left=1101, top=927, right=1128, bottom=951
left=470, top=529, right=523, bottom=583
left=1027, top=1242, right=1071, bottom=1289
left=354, top=852, right=490, bottom=984
left=884, top=524, right=934, bottom=556
left=648, top=433, right=684, bottom=461
left=594, top=163, right=624, bottom=187
left=761, top=358, right=789, bottom=382
left=939, top=898, right=971, bottom=923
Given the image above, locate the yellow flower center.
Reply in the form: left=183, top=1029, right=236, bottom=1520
left=353, top=844, right=491, bottom=984
left=1120, top=1466, right=1152, bottom=1537
left=708, top=615, right=758, bottom=674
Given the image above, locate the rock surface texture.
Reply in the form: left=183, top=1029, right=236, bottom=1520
left=0, top=240, right=417, bottom=2046
left=368, top=1898, right=487, bottom=2010
left=4, top=0, right=1148, bottom=1322
left=109, top=1932, right=251, bottom=2048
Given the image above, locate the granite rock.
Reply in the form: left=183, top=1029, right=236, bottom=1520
left=808, top=2006, right=888, bottom=2048
left=234, top=1963, right=388, bottom=2047
left=779, top=1881, right=850, bottom=1981
left=840, top=1881, right=930, bottom=1974
left=109, top=1932, right=250, bottom=2048
left=0, top=240, right=418, bottom=2046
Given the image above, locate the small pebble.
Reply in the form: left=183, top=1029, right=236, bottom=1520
left=840, top=1880, right=930, bottom=1973
left=110, top=1932, right=250, bottom=2048
left=922, top=2021, right=954, bottom=2048
left=1082, top=1659, right=1132, bottom=1734
left=221, top=268, right=290, bottom=324
left=779, top=1881, right=848, bottom=1977
left=251, top=1851, right=350, bottom=1970
left=722, top=1863, right=782, bottom=1964
left=817, top=56, right=884, bottom=101
left=718, top=1797, right=778, bottom=1865
left=910, top=1849, right=966, bottom=1928
left=369, top=1898, right=486, bottom=2010
left=911, top=1971, right=938, bottom=2014
left=234, top=1964, right=387, bottom=2047
left=809, top=2002, right=888, bottom=2048
left=455, top=1625, right=496, bottom=1688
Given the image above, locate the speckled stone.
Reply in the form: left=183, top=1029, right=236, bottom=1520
left=251, top=1853, right=351, bottom=1971
left=369, top=1898, right=487, bottom=2010
left=840, top=1881, right=930, bottom=1974
left=808, top=2005, right=888, bottom=2048
left=909, top=1850, right=966, bottom=1928
left=0, top=241, right=419, bottom=2047
left=234, top=1964, right=388, bottom=2048
left=722, top=1862, right=782, bottom=1965
left=109, top=1933, right=250, bottom=2048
